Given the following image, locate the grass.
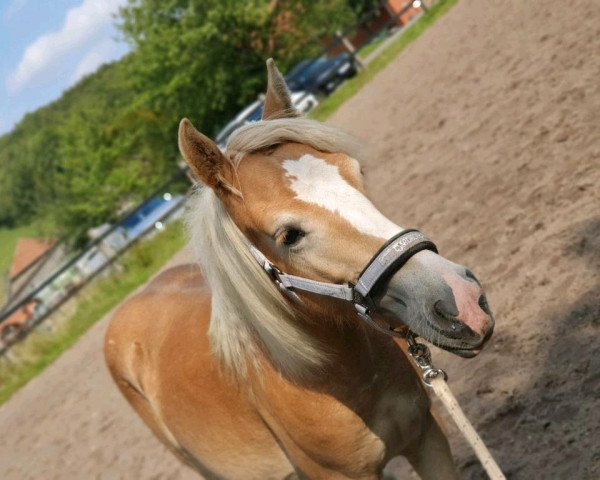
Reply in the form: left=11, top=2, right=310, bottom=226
left=310, top=0, right=458, bottom=121
left=0, top=221, right=186, bottom=405
left=0, top=224, right=39, bottom=306
left=357, top=35, right=387, bottom=60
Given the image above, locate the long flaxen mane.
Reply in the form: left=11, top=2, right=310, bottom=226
left=186, top=117, right=367, bottom=380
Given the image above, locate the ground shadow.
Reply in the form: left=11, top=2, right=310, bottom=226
left=457, top=217, right=600, bottom=479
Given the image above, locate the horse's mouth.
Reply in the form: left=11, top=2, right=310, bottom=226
left=429, top=327, right=493, bottom=359
left=438, top=344, right=482, bottom=358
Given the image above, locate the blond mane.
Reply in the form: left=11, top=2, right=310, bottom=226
left=227, top=117, right=367, bottom=166
left=187, top=117, right=367, bottom=379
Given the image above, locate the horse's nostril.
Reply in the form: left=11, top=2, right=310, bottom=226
left=434, top=299, right=458, bottom=321
left=478, top=294, right=491, bottom=315
left=465, top=269, right=479, bottom=284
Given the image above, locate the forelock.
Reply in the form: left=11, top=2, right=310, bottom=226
left=226, top=117, right=368, bottom=168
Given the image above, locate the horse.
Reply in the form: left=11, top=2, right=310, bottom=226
left=105, top=59, right=495, bottom=480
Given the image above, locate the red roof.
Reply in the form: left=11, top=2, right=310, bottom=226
left=9, top=238, right=55, bottom=278
left=1, top=301, right=36, bottom=328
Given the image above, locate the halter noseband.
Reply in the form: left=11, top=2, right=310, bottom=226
left=248, top=229, right=437, bottom=337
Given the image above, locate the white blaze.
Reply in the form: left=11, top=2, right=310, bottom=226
left=283, top=154, right=402, bottom=239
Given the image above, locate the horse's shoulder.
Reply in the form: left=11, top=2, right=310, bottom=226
left=144, top=263, right=206, bottom=293
left=104, top=262, right=211, bottom=383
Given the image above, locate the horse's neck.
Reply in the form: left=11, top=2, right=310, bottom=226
left=250, top=311, right=423, bottom=442
left=279, top=310, right=412, bottom=391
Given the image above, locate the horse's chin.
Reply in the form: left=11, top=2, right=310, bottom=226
left=425, top=328, right=493, bottom=358
left=376, top=309, right=492, bottom=359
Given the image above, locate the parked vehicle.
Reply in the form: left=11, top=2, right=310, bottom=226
left=215, top=101, right=263, bottom=148
left=78, top=193, right=184, bottom=276
left=285, top=53, right=358, bottom=96
left=75, top=246, right=111, bottom=279
left=88, top=223, right=129, bottom=253
left=121, top=193, right=184, bottom=240
left=216, top=91, right=318, bottom=148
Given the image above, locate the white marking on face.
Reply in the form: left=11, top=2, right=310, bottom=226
left=282, top=154, right=403, bottom=239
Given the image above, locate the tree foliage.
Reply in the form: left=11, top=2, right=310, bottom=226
left=0, top=0, right=364, bottom=239
left=117, top=0, right=356, bottom=134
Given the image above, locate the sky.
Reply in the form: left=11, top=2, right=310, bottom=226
left=0, top=0, right=130, bottom=135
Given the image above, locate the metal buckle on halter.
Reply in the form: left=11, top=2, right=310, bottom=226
left=262, top=260, right=281, bottom=281
left=262, top=259, right=285, bottom=291
left=263, top=260, right=303, bottom=303
left=353, top=302, right=370, bottom=321
left=352, top=288, right=373, bottom=321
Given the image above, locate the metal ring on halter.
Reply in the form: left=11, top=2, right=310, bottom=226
left=406, top=333, right=448, bottom=386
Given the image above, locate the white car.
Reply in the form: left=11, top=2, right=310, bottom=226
left=216, top=91, right=318, bottom=148
left=289, top=91, right=319, bottom=113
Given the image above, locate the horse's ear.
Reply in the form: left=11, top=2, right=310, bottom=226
left=262, top=58, right=299, bottom=120
left=178, top=118, right=228, bottom=190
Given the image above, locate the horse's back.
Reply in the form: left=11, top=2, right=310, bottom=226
left=104, top=264, right=293, bottom=479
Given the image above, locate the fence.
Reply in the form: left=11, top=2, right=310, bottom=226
left=0, top=0, right=434, bottom=355
left=0, top=169, right=191, bottom=354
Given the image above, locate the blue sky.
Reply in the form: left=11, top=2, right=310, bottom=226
left=0, top=0, right=130, bottom=135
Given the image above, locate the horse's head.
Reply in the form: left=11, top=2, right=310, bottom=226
left=179, top=59, right=493, bottom=358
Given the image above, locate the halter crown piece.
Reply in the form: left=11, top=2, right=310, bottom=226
left=248, top=229, right=437, bottom=337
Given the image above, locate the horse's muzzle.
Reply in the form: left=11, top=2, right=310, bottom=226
left=375, top=250, right=495, bottom=356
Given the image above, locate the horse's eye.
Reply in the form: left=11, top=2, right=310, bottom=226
left=282, top=228, right=304, bottom=246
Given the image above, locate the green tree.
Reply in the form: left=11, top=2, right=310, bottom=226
left=0, top=0, right=368, bottom=240
left=117, top=0, right=358, bottom=136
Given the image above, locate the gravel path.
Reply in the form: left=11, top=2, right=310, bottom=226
left=1, top=0, right=598, bottom=478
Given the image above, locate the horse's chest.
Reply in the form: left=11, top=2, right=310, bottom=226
left=361, top=378, right=431, bottom=452
left=261, top=398, right=386, bottom=475
left=259, top=374, right=430, bottom=472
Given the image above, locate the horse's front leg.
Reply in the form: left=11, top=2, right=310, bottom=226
left=402, top=411, right=459, bottom=480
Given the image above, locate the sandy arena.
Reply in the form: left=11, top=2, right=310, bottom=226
left=0, top=0, right=598, bottom=478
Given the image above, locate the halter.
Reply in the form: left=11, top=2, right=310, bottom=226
left=248, top=229, right=437, bottom=337
left=249, top=228, right=506, bottom=477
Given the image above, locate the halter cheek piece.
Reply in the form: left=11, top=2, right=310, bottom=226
left=248, top=229, right=438, bottom=338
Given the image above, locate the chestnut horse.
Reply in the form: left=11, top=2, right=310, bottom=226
left=105, top=60, right=494, bottom=479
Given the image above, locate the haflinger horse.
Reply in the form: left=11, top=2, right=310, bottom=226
left=105, top=59, right=494, bottom=480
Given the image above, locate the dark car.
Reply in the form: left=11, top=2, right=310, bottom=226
left=285, top=53, right=357, bottom=96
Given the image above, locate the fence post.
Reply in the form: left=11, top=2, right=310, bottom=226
left=335, top=30, right=365, bottom=71
left=413, top=0, right=429, bottom=13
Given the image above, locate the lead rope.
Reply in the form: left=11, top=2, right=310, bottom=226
left=405, top=333, right=506, bottom=480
